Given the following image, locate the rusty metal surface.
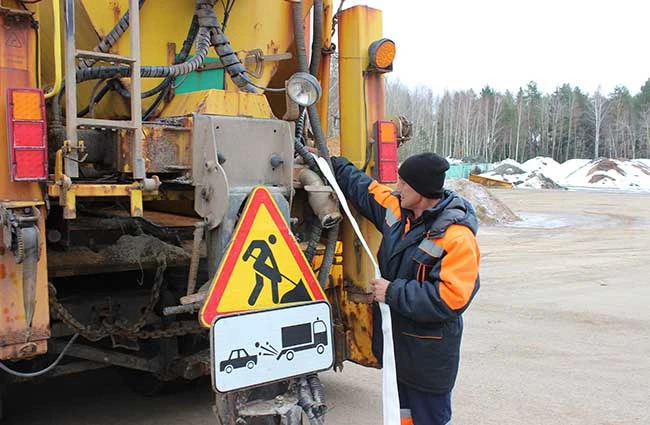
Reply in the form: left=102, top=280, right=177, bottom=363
left=47, top=237, right=193, bottom=278
left=0, top=339, right=47, bottom=360
left=0, top=208, right=51, bottom=360
left=0, top=12, right=42, bottom=203
left=119, top=119, right=193, bottom=174
left=109, top=209, right=200, bottom=228
left=335, top=6, right=384, bottom=368
left=192, top=115, right=229, bottom=230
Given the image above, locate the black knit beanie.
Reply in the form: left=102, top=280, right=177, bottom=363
left=398, top=153, right=450, bottom=199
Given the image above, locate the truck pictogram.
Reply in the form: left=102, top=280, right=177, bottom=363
left=276, top=318, right=328, bottom=361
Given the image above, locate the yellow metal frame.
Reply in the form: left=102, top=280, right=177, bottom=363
left=160, top=89, right=274, bottom=119
left=49, top=148, right=148, bottom=218
left=337, top=6, right=386, bottom=368
left=43, top=0, right=62, bottom=99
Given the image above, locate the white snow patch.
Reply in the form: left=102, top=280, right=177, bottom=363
left=479, top=157, right=650, bottom=192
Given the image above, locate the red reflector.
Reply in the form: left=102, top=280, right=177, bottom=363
left=6, top=88, right=48, bottom=181
left=13, top=122, right=44, bottom=147
left=15, top=150, right=47, bottom=180
left=374, top=120, right=398, bottom=183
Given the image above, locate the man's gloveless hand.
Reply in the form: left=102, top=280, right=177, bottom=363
left=370, top=277, right=391, bottom=303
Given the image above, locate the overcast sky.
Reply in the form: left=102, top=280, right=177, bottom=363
left=341, top=0, right=650, bottom=96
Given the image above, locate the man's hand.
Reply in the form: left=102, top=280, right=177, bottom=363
left=370, top=278, right=391, bottom=303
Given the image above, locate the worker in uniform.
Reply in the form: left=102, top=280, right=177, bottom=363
left=331, top=152, right=481, bottom=425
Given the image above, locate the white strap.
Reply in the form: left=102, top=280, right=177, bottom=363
left=314, top=156, right=401, bottom=425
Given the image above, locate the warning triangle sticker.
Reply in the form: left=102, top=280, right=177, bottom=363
left=200, top=186, right=327, bottom=327
left=5, top=30, right=23, bottom=48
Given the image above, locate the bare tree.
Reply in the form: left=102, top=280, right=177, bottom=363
left=589, top=87, right=609, bottom=159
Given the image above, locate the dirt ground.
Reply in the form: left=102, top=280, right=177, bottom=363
left=3, top=189, right=650, bottom=424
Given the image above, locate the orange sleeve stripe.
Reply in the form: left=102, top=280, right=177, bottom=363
left=368, top=180, right=401, bottom=221
left=437, top=225, right=480, bottom=310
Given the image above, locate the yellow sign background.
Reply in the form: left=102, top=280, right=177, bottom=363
left=200, top=186, right=326, bottom=327
left=218, top=204, right=318, bottom=311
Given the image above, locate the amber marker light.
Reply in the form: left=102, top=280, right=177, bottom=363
left=368, top=38, right=396, bottom=72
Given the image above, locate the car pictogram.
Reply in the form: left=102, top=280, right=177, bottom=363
left=220, top=348, right=258, bottom=373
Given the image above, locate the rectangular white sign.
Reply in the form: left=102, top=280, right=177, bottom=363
left=210, top=301, right=334, bottom=393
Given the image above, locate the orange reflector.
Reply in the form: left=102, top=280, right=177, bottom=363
left=374, top=120, right=398, bottom=183
left=11, top=90, right=43, bottom=120
left=369, top=38, right=396, bottom=71
left=7, top=88, right=48, bottom=181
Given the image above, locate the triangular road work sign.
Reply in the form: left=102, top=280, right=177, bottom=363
left=200, top=186, right=327, bottom=327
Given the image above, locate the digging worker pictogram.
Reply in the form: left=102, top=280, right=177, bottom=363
left=243, top=235, right=282, bottom=305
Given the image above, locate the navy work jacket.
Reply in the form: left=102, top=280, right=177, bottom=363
left=332, top=156, right=480, bottom=393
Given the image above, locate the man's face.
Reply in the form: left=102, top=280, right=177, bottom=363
left=396, top=177, right=422, bottom=210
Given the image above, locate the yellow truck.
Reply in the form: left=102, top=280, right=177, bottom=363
left=0, top=0, right=403, bottom=423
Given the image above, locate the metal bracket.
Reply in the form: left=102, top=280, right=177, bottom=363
left=0, top=205, right=41, bottom=329
left=51, top=148, right=161, bottom=219
left=192, top=115, right=230, bottom=230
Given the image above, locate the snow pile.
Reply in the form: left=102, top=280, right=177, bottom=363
left=562, top=158, right=650, bottom=190
left=484, top=156, right=564, bottom=188
left=480, top=157, right=650, bottom=191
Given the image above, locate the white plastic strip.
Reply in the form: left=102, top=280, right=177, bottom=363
left=314, top=156, right=401, bottom=425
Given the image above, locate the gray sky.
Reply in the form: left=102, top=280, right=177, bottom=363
left=341, top=0, right=650, bottom=96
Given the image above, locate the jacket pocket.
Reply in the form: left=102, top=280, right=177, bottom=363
left=394, top=322, right=460, bottom=393
left=411, top=244, right=440, bottom=281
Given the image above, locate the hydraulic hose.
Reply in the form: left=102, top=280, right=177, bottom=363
left=291, top=1, right=309, bottom=74
left=294, top=109, right=318, bottom=170
left=204, top=4, right=256, bottom=93
left=110, top=15, right=200, bottom=100
left=76, top=26, right=211, bottom=82
left=310, top=0, right=339, bottom=288
left=77, top=0, right=147, bottom=70
left=292, top=0, right=339, bottom=289
left=294, top=109, right=323, bottom=265
left=309, top=0, right=323, bottom=77
left=75, top=0, right=256, bottom=96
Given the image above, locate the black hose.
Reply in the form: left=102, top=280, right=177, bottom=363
left=292, top=1, right=338, bottom=289
left=292, top=1, right=309, bottom=74
left=77, top=0, right=147, bottom=70
left=76, top=26, right=212, bottom=82
left=294, top=109, right=318, bottom=170
left=304, top=215, right=323, bottom=264
left=308, top=0, right=339, bottom=289
left=110, top=14, right=200, bottom=102
left=309, top=0, right=323, bottom=77
left=143, top=82, right=172, bottom=120
left=53, top=0, right=147, bottom=121
left=77, top=83, right=111, bottom=117
left=206, top=13, right=256, bottom=91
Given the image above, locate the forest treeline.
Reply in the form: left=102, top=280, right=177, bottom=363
left=386, top=79, right=650, bottom=162
left=326, top=60, right=650, bottom=163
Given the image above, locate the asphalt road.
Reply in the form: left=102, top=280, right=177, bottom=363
left=3, top=189, right=650, bottom=424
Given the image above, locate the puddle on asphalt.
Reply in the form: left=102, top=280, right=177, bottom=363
left=504, top=213, right=616, bottom=229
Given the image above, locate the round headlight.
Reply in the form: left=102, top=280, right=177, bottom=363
left=287, top=72, right=322, bottom=107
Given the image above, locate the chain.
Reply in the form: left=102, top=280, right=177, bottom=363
left=48, top=255, right=206, bottom=341
left=323, top=0, right=346, bottom=55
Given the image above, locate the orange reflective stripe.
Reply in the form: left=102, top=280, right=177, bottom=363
left=437, top=225, right=480, bottom=310
left=400, top=409, right=413, bottom=425
left=369, top=180, right=401, bottom=223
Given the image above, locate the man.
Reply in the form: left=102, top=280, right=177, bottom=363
left=331, top=152, right=480, bottom=425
